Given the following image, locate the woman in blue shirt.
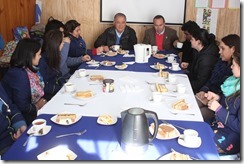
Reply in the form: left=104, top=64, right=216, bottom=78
left=64, top=19, right=91, bottom=74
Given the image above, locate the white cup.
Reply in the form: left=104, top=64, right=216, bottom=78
left=168, top=74, right=176, bottom=84
left=172, top=63, right=180, bottom=71
left=167, top=56, right=176, bottom=63
left=177, top=42, right=183, bottom=48
left=152, top=92, right=162, bottom=102
left=113, top=45, right=120, bottom=51
left=152, top=46, right=158, bottom=54
left=78, top=69, right=87, bottom=77
left=32, top=119, right=46, bottom=133
left=64, top=82, right=75, bottom=92
left=177, top=84, right=186, bottom=94
left=183, top=129, right=199, bottom=145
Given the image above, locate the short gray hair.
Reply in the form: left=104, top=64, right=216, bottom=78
left=114, top=13, right=126, bottom=21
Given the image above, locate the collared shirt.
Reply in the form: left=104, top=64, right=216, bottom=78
left=115, top=30, right=124, bottom=45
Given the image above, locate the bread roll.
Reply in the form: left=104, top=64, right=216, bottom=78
left=170, top=152, right=190, bottom=160
left=155, top=83, right=168, bottom=92
left=172, top=99, right=189, bottom=110
left=151, top=123, right=177, bottom=138
left=56, top=114, right=76, bottom=123
left=90, top=75, right=104, bottom=81
left=75, top=90, right=93, bottom=98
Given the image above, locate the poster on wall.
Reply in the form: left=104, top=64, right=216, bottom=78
left=196, top=8, right=218, bottom=35
left=35, top=0, right=42, bottom=24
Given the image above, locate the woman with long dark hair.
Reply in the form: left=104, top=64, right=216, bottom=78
left=1, top=38, right=46, bottom=125
left=187, top=28, right=220, bottom=93
left=39, top=29, right=65, bottom=101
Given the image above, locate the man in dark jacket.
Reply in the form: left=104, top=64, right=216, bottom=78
left=94, top=13, right=137, bottom=51
left=0, top=83, right=27, bottom=155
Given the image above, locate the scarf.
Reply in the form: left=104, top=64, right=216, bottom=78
left=25, top=67, right=45, bottom=104
left=221, top=75, right=240, bottom=97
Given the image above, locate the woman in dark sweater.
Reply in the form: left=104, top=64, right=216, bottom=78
left=187, top=28, right=220, bottom=94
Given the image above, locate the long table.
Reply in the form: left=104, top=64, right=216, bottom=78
left=2, top=51, right=220, bottom=160
left=2, top=114, right=219, bottom=160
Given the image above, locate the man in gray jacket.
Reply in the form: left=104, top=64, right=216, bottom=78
left=143, top=15, right=178, bottom=51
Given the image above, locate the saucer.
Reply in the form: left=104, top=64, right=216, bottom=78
left=27, top=125, right=52, bottom=136
left=165, top=60, right=176, bottom=64
left=169, top=67, right=181, bottom=71
left=178, top=135, right=202, bottom=148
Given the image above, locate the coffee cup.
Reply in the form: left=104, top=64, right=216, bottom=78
left=177, top=42, right=183, bottom=48
left=168, top=74, right=176, bottom=84
left=113, top=45, right=120, bottom=51
left=167, top=56, right=176, bottom=63
left=78, top=69, right=87, bottom=77
left=177, top=84, right=186, bottom=94
left=64, top=82, right=75, bottom=92
left=183, top=129, right=199, bottom=145
left=152, top=92, right=162, bottom=102
left=32, top=119, right=46, bottom=134
left=152, top=46, right=158, bottom=54
left=172, top=63, right=180, bottom=71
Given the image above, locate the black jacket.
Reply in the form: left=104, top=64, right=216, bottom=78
left=94, top=26, right=137, bottom=50
left=188, top=42, right=220, bottom=93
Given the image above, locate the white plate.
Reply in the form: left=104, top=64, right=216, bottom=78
left=115, top=64, right=128, bottom=70
left=153, top=54, right=167, bottom=59
left=158, top=152, right=192, bottom=160
left=178, top=135, right=202, bottom=148
left=118, top=50, right=129, bottom=54
left=51, top=112, right=82, bottom=125
left=150, top=65, right=168, bottom=70
left=87, top=64, right=100, bottom=67
left=37, top=146, right=77, bottom=160
left=169, top=67, right=181, bottom=71
left=123, top=61, right=135, bottom=65
left=149, top=123, right=180, bottom=140
left=100, top=61, right=116, bottom=66
left=106, top=51, right=118, bottom=57
left=27, top=125, right=52, bottom=136
left=86, top=60, right=99, bottom=65
left=97, top=115, right=118, bottom=125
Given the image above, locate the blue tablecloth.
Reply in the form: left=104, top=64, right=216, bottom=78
left=79, top=50, right=184, bottom=73
left=2, top=114, right=219, bottom=160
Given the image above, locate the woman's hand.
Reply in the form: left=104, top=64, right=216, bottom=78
left=35, top=98, right=47, bottom=110
left=63, top=37, right=71, bottom=43
left=204, top=91, right=220, bottom=101
left=208, top=99, right=221, bottom=112
left=13, top=125, right=27, bottom=140
left=82, top=54, right=91, bottom=62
